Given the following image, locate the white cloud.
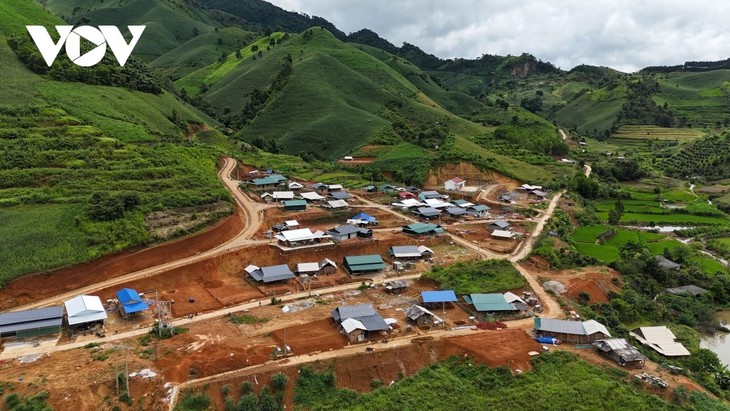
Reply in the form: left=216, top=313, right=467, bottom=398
left=266, top=0, right=730, bottom=72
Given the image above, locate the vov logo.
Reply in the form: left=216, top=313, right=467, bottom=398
left=25, top=25, right=146, bottom=67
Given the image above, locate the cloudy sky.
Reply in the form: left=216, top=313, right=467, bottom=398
left=267, top=0, right=730, bottom=72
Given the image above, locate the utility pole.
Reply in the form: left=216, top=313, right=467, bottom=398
left=111, top=344, right=133, bottom=397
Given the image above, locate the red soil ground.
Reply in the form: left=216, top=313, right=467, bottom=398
left=525, top=257, right=622, bottom=304
left=0, top=208, right=244, bottom=310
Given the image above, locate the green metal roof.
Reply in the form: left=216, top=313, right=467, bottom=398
left=283, top=200, right=307, bottom=207
left=345, top=255, right=385, bottom=265
left=468, top=294, right=516, bottom=312
left=403, top=223, right=443, bottom=234
left=348, top=263, right=387, bottom=272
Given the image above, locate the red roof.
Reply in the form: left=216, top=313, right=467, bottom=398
left=449, top=177, right=464, bottom=184
left=398, top=191, right=416, bottom=199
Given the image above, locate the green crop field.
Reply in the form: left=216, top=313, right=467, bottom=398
left=655, top=70, right=730, bottom=127
left=610, top=125, right=705, bottom=142
left=596, top=211, right=729, bottom=226
left=553, top=91, right=624, bottom=136
left=571, top=226, right=670, bottom=263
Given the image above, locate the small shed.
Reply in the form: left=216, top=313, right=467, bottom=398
left=465, top=294, right=518, bottom=312
left=283, top=200, right=307, bottom=211
left=405, top=305, right=442, bottom=326
left=296, top=262, right=320, bottom=276
left=363, top=185, right=377, bottom=192
left=421, top=290, right=457, bottom=309
left=630, top=326, right=690, bottom=357
left=444, top=177, right=465, bottom=191
left=384, top=280, right=408, bottom=294
left=288, top=181, right=304, bottom=190
left=116, top=288, right=149, bottom=319
left=379, top=184, right=396, bottom=192
left=402, top=223, right=444, bottom=236
left=488, top=220, right=510, bottom=231
left=249, top=264, right=296, bottom=283
left=329, top=191, right=351, bottom=200
left=398, top=191, right=417, bottom=200
left=324, top=200, right=349, bottom=209
left=666, top=285, right=709, bottom=296
left=319, top=258, right=337, bottom=274
left=594, top=338, right=646, bottom=368
left=491, top=229, right=516, bottom=240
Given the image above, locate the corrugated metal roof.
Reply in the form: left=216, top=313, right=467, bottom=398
left=631, top=326, right=690, bottom=357
left=282, top=200, right=307, bottom=207
left=358, top=315, right=389, bottom=331
left=418, top=245, right=434, bottom=255
left=296, top=262, right=319, bottom=273
left=330, top=225, right=360, bottom=235
left=326, top=200, right=349, bottom=208
left=405, top=305, right=442, bottom=323
left=666, top=285, right=708, bottom=296
left=116, top=288, right=142, bottom=305
left=272, top=191, right=294, bottom=199
left=416, top=207, right=440, bottom=216
left=300, top=192, right=325, bottom=201
left=0, top=306, right=64, bottom=327
left=491, top=230, right=514, bottom=238
left=583, top=320, right=611, bottom=337
left=261, top=265, right=295, bottom=283
left=332, top=304, right=376, bottom=321
left=421, top=290, right=457, bottom=303
left=341, top=318, right=366, bottom=333
left=319, top=258, right=337, bottom=268
left=329, top=191, right=351, bottom=200
left=65, top=295, right=107, bottom=325
left=469, top=294, right=516, bottom=312
left=344, top=255, right=385, bottom=266
left=278, top=228, right=320, bottom=242
left=490, top=220, right=510, bottom=229
left=390, top=246, right=422, bottom=258
left=536, top=318, right=610, bottom=337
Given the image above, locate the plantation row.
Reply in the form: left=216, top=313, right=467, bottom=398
left=660, top=133, right=730, bottom=180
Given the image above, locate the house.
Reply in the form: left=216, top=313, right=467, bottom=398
left=424, top=198, right=452, bottom=209
left=327, top=225, right=372, bottom=241
left=419, top=191, right=447, bottom=201
left=384, top=280, right=408, bottom=294
left=451, top=199, right=474, bottom=208
left=491, top=229, right=517, bottom=240
left=283, top=200, right=307, bottom=211
left=398, top=191, right=417, bottom=200
left=64, top=295, right=107, bottom=327
left=405, top=305, right=442, bottom=326
left=285, top=220, right=300, bottom=229
left=444, top=177, right=466, bottom=191
left=343, top=255, right=386, bottom=275
left=248, top=264, right=296, bottom=283
left=468, top=204, right=490, bottom=217
left=629, top=326, right=690, bottom=357
left=0, top=306, right=64, bottom=343
left=351, top=212, right=377, bottom=225
left=499, top=194, right=513, bottom=203
left=464, top=293, right=520, bottom=312
left=331, top=304, right=389, bottom=342
left=666, top=285, right=709, bottom=296
left=418, top=245, right=434, bottom=258
left=319, top=258, right=337, bottom=274
left=406, top=186, right=420, bottom=193
left=534, top=318, right=611, bottom=344
left=329, top=191, right=351, bottom=201
left=445, top=207, right=467, bottom=218
left=402, top=222, right=444, bottom=236
left=327, top=184, right=344, bottom=192
left=379, top=184, right=396, bottom=192
left=275, top=228, right=329, bottom=247
left=488, top=220, right=510, bottom=231
left=324, top=200, right=349, bottom=209
left=391, top=198, right=425, bottom=209
left=363, top=185, right=377, bottom=192
left=288, top=181, right=304, bottom=190
left=249, top=174, right=287, bottom=187
left=312, top=183, right=328, bottom=193
left=295, top=262, right=320, bottom=276
left=343, top=156, right=353, bottom=161
left=594, top=339, right=646, bottom=368
left=518, top=184, right=543, bottom=191
left=655, top=255, right=681, bottom=270
left=529, top=190, right=547, bottom=201
left=116, top=288, right=149, bottom=318
left=272, top=191, right=295, bottom=201
left=389, top=245, right=421, bottom=259
left=415, top=207, right=441, bottom=219
left=421, top=290, right=458, bottom=306
left=299, top=191, right=326, bottom=202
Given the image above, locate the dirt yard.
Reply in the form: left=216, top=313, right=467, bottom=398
left=525, top=258, right=622, bottom=304
left=451, top=223, right=520, bottom=253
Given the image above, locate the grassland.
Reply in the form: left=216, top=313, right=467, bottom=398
left=293, top=352, right=726, bottom=411
left=553, top=90, right=625, bottom=137
left=571, top=226, right=669, bottom=263
left=424, top=260, right=525, bottom=294
left=655, top=70, right=730, bottom=128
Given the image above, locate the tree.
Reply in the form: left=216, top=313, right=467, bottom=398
left=192, top=27, right=200, bottom=37
left=217, top=37, right=223, bottom=45
left=608, top=197, right=624, bottom=225
left=235, top=49, right=242, bottom=59
left=271, top=372, right=289, bottom=391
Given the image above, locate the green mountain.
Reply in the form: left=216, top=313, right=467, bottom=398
left=0, top=0, right=232, bottom=284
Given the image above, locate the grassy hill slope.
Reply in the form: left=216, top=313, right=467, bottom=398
left=0, top=0, right=232, bottom=283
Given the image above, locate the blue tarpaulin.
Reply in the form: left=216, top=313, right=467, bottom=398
left=116, top=288, right=148, bottom=314
left=352, top=212, right=376, bottom=222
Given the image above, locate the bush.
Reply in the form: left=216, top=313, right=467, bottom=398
left=271, top=372, right=289, bottom=391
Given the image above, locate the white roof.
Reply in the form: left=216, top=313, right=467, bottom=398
left=631, top=326, right=690, bottom=357
left=300, top=191, right=325, bottom=201
left=245, top=264, right=260, bottom=274
left=320, top=258, right=337, bottom=268
left=392, top=199, right=424, bottom=208
left=328, top=184, right=344, bottom=190
left=296, top=262, right=320, bottom=273
left=64, top=295, right=107, bottom=325
left=453, top=201, right=474, bottom=208
left=326, top=200, right=348, bottom=208
left=582, top=319, right=611, bottom=337
left=418, top=245, right=434, bottom=255
left=272, top=191, right=294, bottom=200
left=424, top=199, right=451, bottom=208
left=285, top=220, right=300, bottom=227
left=276, top=228, right=326, bottom=242
left=341, top=318, right=366, bottom=333
left=519, top=184, right=543, bottom=190
left=288, top=181, right=304, bottom=189
left=491, top=230, right=515, bottom=238
left=503, top=292, right=525, bottom=304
